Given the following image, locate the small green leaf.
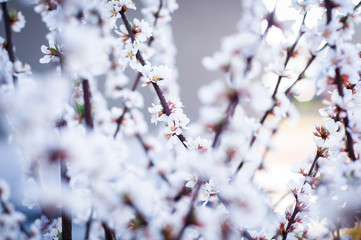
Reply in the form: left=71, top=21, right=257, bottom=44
left=75, top=101, right=85, bottom=116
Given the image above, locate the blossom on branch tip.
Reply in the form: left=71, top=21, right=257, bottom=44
left=117, top=18, right=152, bottom=44
left=39, top=40, right=62, bottom=64
left=9, top=9, right=25, bottom=32
left=291, top=0, right=317, bottom=13
left=185, top=175, right=197, bottom=188
left=107, top=0, right=136, bottom=13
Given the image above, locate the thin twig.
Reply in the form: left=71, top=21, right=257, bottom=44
left=102, top=222, right=115, bottom=240
left=212, top=92, right=238, bottom=148
left=84, top=207, right=93, bottom=240
left=61, top=160, right=72, bottom=240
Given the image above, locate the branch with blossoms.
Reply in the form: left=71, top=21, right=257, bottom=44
left=248, top=12, right=308, bottom=149
left=113, top=0, right=163, bottom=138
left=119, top=7, right=189, bottom=148
left=1, top=0, right=361, bottom=240
left=1, top=2, right=26, bottom=84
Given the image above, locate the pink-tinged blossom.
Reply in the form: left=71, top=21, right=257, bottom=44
left=185, top=137, right=211, bottom=152
left=107, top=0, right=136, bottom=12
left=332, top=0, right=355, bottom=14
left=0, top=179, right=27, bottom=239
left=199, top=178, right=221, bottom=205
left=105, top=71, right=129, bottom=99
left=9, top=9, right=25, bottom=32
left=159, top=113, right=189, bottom=148
left=319, top=18, right=342, bottom=45
left=63, top=24, right=111, bottom=77
left=39, top=40, right=62, bottom=64
left=185, top=175, right=197, bottom=188
left=43, top=218, right=62, bottom=240
left=120, top=42, right=142, bottom=71
left=117, top=89, right=144, bottom=108
left=148, top=103, right=165, bottom=125
left=291, top=0, right=318, bottom=14
left=133, top=18, right=152, bottom=42
left=116, top=18, right=152, bottom=44
left=13, top=60, right=31, bottom=76
left=141, top=64, right=172, bottom=87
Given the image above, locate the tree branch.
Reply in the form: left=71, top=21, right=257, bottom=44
left=82, top=79, right=94, bottom=129
left=1, top=2, right=17, bottom=84
left=119, top=9, right=188, bottom=148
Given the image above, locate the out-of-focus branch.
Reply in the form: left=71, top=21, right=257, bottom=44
left=82, top=79, right=94, bottom=129
left=1, top=2, right=17, bottom=84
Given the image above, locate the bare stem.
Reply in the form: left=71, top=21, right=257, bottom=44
left=61, top=160, right=72, bottom=240
left=84, top=208, right=93, bottom=240
left=102, top=222, right=115, bottom=240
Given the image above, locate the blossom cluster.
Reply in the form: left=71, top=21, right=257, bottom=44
left=0, top=0, right=361, bottom=240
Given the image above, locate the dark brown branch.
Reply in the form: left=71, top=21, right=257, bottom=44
left=1, top=2, right=17, bottom=84
left=82, top=79, right=94, bottom=129
left=102, top=222, right=115, bottom=240
left=334, top=68, right=356, bottom=161
left=61, top=160, right=72, bottom=240
left=324, top=0, right=334, bottom=24
left=84, top=208, right=93, bottom=240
